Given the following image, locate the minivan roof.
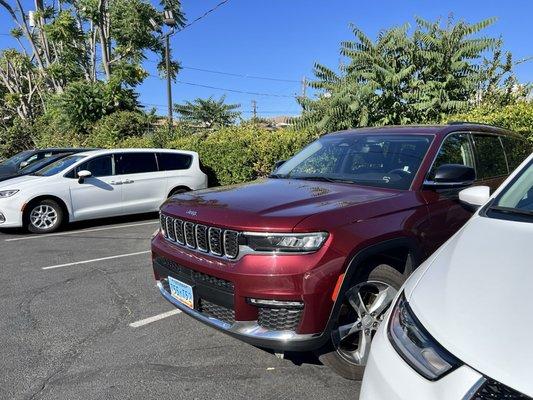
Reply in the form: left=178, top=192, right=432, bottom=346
left=74, top=148, right=198, bottom=157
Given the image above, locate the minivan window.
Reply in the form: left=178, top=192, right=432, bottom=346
left=273, top=134, right=433, bottom=190
left=428, top=133, right=475, bottom=180
left=34, top=155, right=85, bottom=177
left=75, top=155, right=113, bottom=178
left=501, top=136, right=532, bottom=171
left=115, top=153, right=158, bottom=175
left=158, top=153, right=192, bottom=171
left=474, top=135, right=508, bottom=179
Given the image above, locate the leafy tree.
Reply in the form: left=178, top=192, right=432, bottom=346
left=174, top=96, right=241, bottom=128
left=0, top=0, right=185, bottom=120
left=298, top=17, right=517, bottom=131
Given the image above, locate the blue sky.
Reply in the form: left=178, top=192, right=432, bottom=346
left=0, top=0, right=532, bottom=118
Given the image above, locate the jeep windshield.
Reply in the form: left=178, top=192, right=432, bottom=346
left=486, top=158, right=533, bottom=222
left=272, top=134, right=433, bottom=190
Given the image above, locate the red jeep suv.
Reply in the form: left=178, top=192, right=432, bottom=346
left=152, top=124, right=530, bottom=379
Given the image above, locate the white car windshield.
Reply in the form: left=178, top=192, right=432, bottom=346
left=32, top=155, right=85, bottom=177
left=486, top=158, right=533, bottom=220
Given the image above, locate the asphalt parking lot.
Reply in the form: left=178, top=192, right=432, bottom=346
left=0, top=215, right=359, bottom=400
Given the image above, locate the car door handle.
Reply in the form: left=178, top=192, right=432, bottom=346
left=123, top=179, right=134, bottom=184
left=110, top=181, right=123, bottom=185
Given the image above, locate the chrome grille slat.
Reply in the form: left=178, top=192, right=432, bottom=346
left=208, top=228, right=223, bottom=256
left=196, top=225, right=209, bottom=252
left=160, top=214, right=239, bottom=260
left=174, top=219, right=185, bottom=244
left=166, top=217, right=176, bottom=241
left=184, top=222, right=196, bottom=248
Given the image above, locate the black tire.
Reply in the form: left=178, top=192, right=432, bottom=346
left=25, top=199, right=64, bottom=234
left=317, top=263, right=405, bottom=380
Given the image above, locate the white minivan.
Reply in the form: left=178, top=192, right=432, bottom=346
left=361, top=152, right=533, bottom=399
left=0, top=149, right=207, bottom=233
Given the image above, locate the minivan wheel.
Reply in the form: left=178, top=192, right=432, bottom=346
left=317, top=264, right=405, bottom=380
left=26, top=199, right=64, bottom=234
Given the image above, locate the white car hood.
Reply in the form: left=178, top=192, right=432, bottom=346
left=0, top=174, right=48, bottom=190
left=407, top=215, right=533, bottom=397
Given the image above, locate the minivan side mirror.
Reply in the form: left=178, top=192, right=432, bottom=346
left=424, top=164, right=475, bottom=189
left=274, top=160, right=286, bottom=170
left=77, top=170, right=92, bottom=184
left=459, top=186, right=491, bottom=207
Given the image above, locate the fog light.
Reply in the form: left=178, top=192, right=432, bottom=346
left=0, top=213, right=5, bottom=224
left=247, top=298, right=304, bottom=309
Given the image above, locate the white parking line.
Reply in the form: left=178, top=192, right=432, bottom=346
left=42, top=251, right=151, bottom=270
left=129, top=309, right=182, bottom=328
left=6, top=220, right=159, bottom=242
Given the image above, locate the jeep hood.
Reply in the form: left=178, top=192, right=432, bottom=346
left=162, top=178, right=404, bottom=231
left=407, top=216, right=533, bottom=397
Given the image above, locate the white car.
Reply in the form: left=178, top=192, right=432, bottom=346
left=361, top=153, right=533, bottom=399
left=0, top=149, right=207, bottom=233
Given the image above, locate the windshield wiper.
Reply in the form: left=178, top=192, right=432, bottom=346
left=268, top=173, right=288, bottom=179
left=290, top=176, right=355, bottom=184
left=488, top=205, right=533, bottom=217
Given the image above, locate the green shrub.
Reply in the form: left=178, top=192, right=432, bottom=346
left=452, top=102, right=533, bottom=141
left=89, top=111, right=154, bottom=147
left=0, top=118, right=35, bottom=158
left=169, top=126, right=319, bottom=186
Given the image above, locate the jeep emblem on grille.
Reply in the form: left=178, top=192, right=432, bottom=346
left=186, top=210, right=198, bottom=216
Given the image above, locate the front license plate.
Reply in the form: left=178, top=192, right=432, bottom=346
left=168, top=276, right=194, bottom=309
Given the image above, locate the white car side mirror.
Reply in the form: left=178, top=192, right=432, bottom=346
left=459, top=186, right=491, bottom=207
left=19, top=161, right=29, bottom=169
left=77, top=170, right=92, bottom=183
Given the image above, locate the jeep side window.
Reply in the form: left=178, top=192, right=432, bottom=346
left=428, top=133, right=475, bottom=180
left=501, top=136, right=532, bottom=171
left=473, top=134, right=508, bottom=179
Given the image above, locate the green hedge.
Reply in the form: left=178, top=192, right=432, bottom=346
left=168, top=126, right=319, bottom=186
left=452, top=102, right=533, bottom=141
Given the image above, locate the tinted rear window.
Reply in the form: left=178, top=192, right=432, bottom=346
left=115, top=153, right=158, bottom=174
left=157, top=153, right=192, bottom=171
left=501, top=136, right=532, bottom=171
left=474, top=135, right=508, bottom=179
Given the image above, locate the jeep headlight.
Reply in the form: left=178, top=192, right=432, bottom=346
left=243, top=232, right=328, bottom=253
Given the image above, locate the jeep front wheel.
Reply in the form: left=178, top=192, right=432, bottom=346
left=318, top=264, right=404, bottom=380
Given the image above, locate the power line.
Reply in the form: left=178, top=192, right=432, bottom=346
left=146, top=74, right=297, bottom=98
left=178, top=0, right=231, bottom=33
left=176, top=80, right=296, bottom=98
left=144, top=60, right=299, bottom=83
left=180, top=66, right=300, bottom=83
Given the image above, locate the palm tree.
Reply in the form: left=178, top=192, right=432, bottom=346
left=174, top=95, right=241, bottom=128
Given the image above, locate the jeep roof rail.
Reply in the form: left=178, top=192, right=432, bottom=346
left=447, top=121, right=504, bottom=128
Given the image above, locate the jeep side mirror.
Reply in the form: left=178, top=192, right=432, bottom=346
left=77, top=170, right=92, bottom=184
left=424, top=164, right=476, bottom=189
left=274, top=160, right=286, bottom=170
left=459, top=186, right=490, bottom=207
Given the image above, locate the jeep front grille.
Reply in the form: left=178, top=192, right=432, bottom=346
left=160, top=214, right=240, bottom=260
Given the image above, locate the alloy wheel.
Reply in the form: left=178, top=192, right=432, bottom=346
left=331, top=280, right=397, bottom=366
left=30, top=205, right=58, bottom=230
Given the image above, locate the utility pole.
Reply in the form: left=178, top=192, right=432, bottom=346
left=251, top=99, right=257, bottom=119
left=151, top=10, right=177, bottom=134
left=301, top=76, right=307, bottom=99
left=165, top=33, right=173, bottom=131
